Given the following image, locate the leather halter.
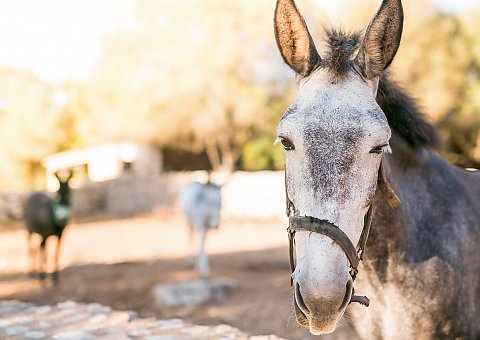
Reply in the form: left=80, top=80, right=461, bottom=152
left=286, top=161, right=400, bottom=307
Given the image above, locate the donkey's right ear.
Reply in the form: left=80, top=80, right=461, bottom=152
left=274, top=0, right=321, bottom=77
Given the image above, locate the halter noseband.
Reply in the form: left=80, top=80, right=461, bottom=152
left=286, top=161, right=400, bottom=307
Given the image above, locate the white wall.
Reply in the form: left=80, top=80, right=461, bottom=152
left=221, top=171, right=286, bottom=220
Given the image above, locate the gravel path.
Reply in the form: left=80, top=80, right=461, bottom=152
left=0, top=300, right=284, bottom=340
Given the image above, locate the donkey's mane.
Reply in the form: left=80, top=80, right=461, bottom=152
left=322, top=28, right=440, bottom=150
left=376, top=76, right=440, bottom=149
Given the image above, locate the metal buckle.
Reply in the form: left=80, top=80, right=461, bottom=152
left=357, top=248, right=364, bottom=260
left=289, top=205, right=295, bottom=217
left=349, top=266, right=358, bottom=281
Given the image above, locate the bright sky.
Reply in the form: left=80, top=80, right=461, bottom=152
left=0, top=0, right=476, bottom=83
left=433, top=0, right=480, bottom=13
left=321, top=0, right=480, bottom=16
left=0, top=0, right=130, bottom=82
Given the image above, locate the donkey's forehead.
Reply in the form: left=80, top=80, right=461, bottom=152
left=279, top=70, right=389, bottom=134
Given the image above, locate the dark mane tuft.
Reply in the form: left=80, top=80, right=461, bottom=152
left=322, top=28, right=361, bottom=81
left=377, top=75, right=440, bottom=150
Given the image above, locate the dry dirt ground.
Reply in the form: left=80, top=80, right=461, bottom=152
left=0, top=214, right=355, bottom=340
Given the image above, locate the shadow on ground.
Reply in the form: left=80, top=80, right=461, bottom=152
left=0, top=246, right=355, bottom=340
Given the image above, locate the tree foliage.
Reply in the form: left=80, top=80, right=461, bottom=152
left=0, top=69, right=67, bottom=189
left=0, top=1, right=479, bottom=189
left=340, top=0, right=480, bottom=167
left=86, top=0, right=294, bottom=171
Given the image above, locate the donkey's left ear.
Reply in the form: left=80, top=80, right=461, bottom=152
left=355, top=0, right=403, bottom=79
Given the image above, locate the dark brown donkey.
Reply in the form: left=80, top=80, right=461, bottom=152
left=273, top=0, right=480, bottom=338
left=25, top=171, right=72, bottom=282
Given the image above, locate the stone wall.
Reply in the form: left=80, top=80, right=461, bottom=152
left=0, top=300, right=284, bottom=339
left=0, top=192, right=30, bottom=221
left=0, top=171, right=286, bottom=222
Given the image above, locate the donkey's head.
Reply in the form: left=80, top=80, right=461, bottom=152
left=274, top=0, right=403, bottom=334
left=55, top=170, right=73, bottom=206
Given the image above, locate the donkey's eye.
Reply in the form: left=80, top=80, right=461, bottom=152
left=274, top=136, right=295, bottom=151
left=370, top=144, right=390, bottom=154
left=280, top=137, right=295, bottom=151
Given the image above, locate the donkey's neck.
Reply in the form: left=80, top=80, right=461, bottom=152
left=349, top=139, right=444, bottom=338
left=351, top=136, right=480, bottom=338
left=375, top=135, right=477, bottom=264
left=363, top=134, right=454, bottom=274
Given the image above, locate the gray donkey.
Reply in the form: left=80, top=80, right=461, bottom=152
left=274, top=0, right=480, bottom=338
left=25, top=171, right=72, bottom=282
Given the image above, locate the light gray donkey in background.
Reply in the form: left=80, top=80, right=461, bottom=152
left=179, top=180, right=221, bottom=278
left=274, top=0, right=480, bottom=338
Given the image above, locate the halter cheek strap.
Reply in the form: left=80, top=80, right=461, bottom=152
left=286, top=160, right=400, bottom=307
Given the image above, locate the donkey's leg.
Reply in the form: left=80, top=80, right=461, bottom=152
left=27, top=232, right=37, bottom=277
left=52, top=234, right=62, bottom=283
left=186, top=223, right=195, bottom=267
left=38, top=237, right=47, bottom=281
left=197, top=225, right=209, bottom=279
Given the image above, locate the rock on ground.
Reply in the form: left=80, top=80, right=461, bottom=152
left=0, top=300, right=284, bottom=340
left=152, top=278, right=237, bottom=308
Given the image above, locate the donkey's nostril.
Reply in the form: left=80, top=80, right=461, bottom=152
left=339, top=279, right=353, bottom=311
left=295, top=282, right=310, bottom=316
